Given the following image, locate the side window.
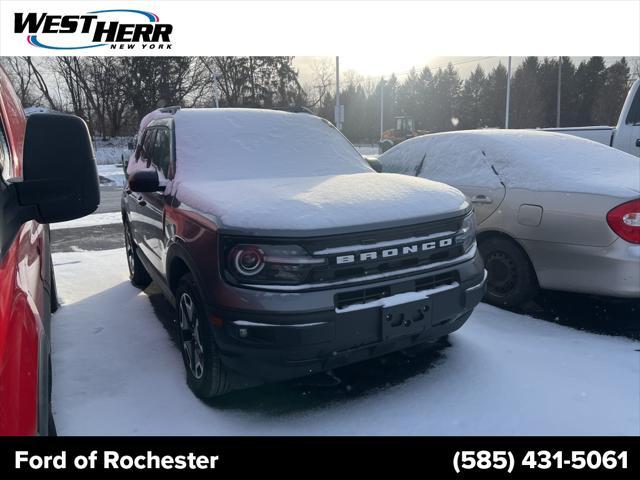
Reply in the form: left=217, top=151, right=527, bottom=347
left=151, top=128, right=171, bottom=178
left=625, top=89, right=640, bottom=125
left=0, top=120, right=11, bottom=181
left=141, top=128, right=156, bottom=167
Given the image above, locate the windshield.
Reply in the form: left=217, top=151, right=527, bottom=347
left=174, top=109, right=370, bottom=182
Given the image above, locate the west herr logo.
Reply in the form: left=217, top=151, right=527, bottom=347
left=15, top=9, right=173, bottom=50
left=334, top=236, right=455, bottom=265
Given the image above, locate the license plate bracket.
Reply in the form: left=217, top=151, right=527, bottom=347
left=381, top=297, right=432, bottom=340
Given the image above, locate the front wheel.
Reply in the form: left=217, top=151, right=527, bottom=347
left=176, top=274, right=231, bottom=398
left=123, top=220, right=151, bottom=289
left=479, top=235, right=538, bottom=308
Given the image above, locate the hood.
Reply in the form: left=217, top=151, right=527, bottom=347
left=174, top=172, right=469, bottom=235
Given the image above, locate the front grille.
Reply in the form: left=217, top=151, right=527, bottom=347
left=306, top=217, right=465, bottom=284
left=335, top=271, right=458, bottom=310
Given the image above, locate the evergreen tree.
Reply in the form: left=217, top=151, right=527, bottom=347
left=593, top=57, right=630, bottom=125
left=459, top=65, right=486, bottom=129
left=481, top=62, right=508, bottom=128
left=574, top=56, right=606, bottom=125
left=431, top=63, right=462, bottom=132
left=510, top=56, right=544, bottom=128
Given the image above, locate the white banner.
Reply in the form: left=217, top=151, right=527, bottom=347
left=1, top=1, right=639, bottom=57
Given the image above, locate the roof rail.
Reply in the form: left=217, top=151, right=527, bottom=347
left=159, top=106, right=181, bottom=114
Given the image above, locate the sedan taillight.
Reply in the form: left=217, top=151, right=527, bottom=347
left=607, top=199, right=640, bottom=244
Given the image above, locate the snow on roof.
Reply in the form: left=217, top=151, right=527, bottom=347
left=381, top=129, right=640, bottom=196
left=173, top=108, right=370, bottom=181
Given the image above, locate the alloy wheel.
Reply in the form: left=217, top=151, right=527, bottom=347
left=179, top=292, right=205, bottom=379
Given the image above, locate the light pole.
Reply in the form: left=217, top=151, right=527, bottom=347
left=505, top=56, right=512, bottom=129
left=380, top=78, right=385, bottom=141
left=335, top=56, right=342, bottom=130
left=556, top=56, right=562, bottom=127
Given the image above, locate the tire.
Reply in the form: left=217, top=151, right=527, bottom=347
left=479, top=235, right=538, bottom=308
left=124, top=220, right=151, bottom=289
left=176, top=273, right=231, bottom=398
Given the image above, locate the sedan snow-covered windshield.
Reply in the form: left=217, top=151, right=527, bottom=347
left=173, top=109, right=371, bottom=181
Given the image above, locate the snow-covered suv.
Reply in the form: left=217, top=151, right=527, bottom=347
left=122, top=107, right=486, bottom=398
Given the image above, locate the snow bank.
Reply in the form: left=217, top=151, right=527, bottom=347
left=170, top=109, right=467, bottom=232
left=52, top=248, right=640, bottom=435
left=381, top=129, right=640, bottom=196
left=94, top=137, right=131, bottom=166
left=97, top=164, right=126, bottom=187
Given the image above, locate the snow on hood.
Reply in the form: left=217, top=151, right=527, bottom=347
left=168, top=108, right=468, bottom=232
left=381, top=129, right=640, bottom=197
left=175, top=173, right=469, bottom=233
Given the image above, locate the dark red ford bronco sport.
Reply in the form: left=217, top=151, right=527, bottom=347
left=122, top=107, right=486, bottom=398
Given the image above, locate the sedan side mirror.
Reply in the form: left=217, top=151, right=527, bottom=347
left=128, top=169, right=164, bottom=192
left=12, top=113, right=99, bottom=224
left=363, top=155, right=383, bottom=173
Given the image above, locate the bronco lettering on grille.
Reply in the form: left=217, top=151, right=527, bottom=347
left=335, top=237, right=454, bottom=265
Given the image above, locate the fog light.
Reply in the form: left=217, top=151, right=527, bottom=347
left=239, top=328, right=248, bottom=338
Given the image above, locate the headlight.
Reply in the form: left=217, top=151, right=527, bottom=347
left=455, top=213, right=476, bottom=252
left=225, top=243, right=326, bottom=285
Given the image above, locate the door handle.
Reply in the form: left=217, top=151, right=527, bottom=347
left=635, top=138, right=640, bottom=147
left=136, top=196, right=147, bottom=207
left=471, top=194, right=493, bottom=204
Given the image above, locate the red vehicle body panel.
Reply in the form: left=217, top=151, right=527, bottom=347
left=0, top=67, right=47, bottom=436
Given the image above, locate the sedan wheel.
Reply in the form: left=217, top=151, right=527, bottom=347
left=479, top=235, right=538, bottom=308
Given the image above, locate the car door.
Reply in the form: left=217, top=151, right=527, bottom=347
left=420, top=146, right=506, bottom=224
left=138, top=126, right=173, bottom=274
left=129, top=128, right=156, bottom=249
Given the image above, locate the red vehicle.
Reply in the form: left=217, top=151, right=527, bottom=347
left=0, top=67, right=99, bottom=435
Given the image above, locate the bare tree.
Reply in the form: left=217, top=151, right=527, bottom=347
left=0, top=57, right=41, bottom=106
left=301, top=57, right=334, bottom=108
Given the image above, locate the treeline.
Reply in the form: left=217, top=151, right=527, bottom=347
left=0, top=56, right=634, bottom=143
left=0, top=57, right=305, bottom=137
left=318, top=56, right=634, bottom=143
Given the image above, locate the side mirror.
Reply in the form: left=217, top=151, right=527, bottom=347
left=128, top=169, right=163, bottom=192
left=12, top=113, right=99, bottom=224
left=363, top=155, right=383, bottom=173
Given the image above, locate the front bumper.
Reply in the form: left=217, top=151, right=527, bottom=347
left=209, top=250, right=486, bottom=383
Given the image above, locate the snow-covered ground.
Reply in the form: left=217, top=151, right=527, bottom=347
left=97, top=164, right=126, bottom=187
left=50, top=212, right=122, bottom=231
left=51, top=248, right=640, bottom=436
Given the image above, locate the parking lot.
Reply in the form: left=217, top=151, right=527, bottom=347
left=49, top=195, right=640, bottom=435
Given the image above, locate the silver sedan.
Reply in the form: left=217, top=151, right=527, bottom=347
left=379, top=129, right=640, bottom=307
